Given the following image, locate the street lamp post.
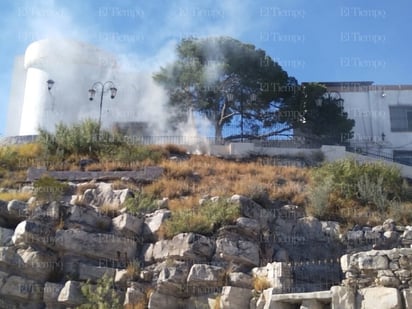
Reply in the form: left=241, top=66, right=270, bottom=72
left=88, top=81, right=117, bottom=140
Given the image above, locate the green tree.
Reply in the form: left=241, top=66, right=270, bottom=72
left=153, top=36, right=294, bottom=141
left=280, top=83, right=355, bottom=145
left=77, top=274, right=122, bottom=309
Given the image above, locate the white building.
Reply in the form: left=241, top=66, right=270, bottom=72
left=323, top=82, right=412, bottom=164
left=5, top=39, right=169, bottom=137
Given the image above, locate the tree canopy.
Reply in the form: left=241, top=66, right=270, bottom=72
left=153, top=36, right=294, bottom=141
left=154, top=36, right=354, bottom=144
left=280, top=83, right=355, bottom=145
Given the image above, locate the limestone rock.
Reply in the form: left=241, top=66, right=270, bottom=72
left=0, top=246, right=59, bottom=282
left=157, top=261, right=191, bottom=297
left=220, top=286, right=252, bottom=309
left=216, top=235, right=260, bottom=267
left=57, top=280, right=86, bottom=306
left=124, top=286, right=146, bottom=306
left=357, top=287, right=401, bottom=309
left=112, top=213, right=143, bottom=238
left=66, top=205, right=111, bottom=232
left=0, top=227, right=13, bottom=246
left=82, top=182, right=132, bottom=208
left=230, top=195, right=269, bottom=227
left=187, top=264, right=226, bottom=288
left=55, top=229, right=137, bottom=261
left=43, top=282, right=64, bottom=307
left=148, top=290, right=186, bottom=309
left=321, top=221, right=340, bottom=240
left=358, top=253, right=389, bottom=270
left=143, top=209, right=171, bottom=242
left=78, top=263, right=116, bottom=282
left=229, top=272, right=253, bottom=289
left=7, top=200, right=28, bottom=221
left=235, top=217, right=261, bottom=238
left=402, top=288, right=412, bottom=309
left=331, top=286, right=355, bottom=309
left=151, top=233, right=215, bottom=262
left=12, top=220, right=56, bottom=248
left=383, top=219, right=396, bottom=232
left=293, top=216, right=324, bottom=241
left=0, top=272, right=43, bottom=302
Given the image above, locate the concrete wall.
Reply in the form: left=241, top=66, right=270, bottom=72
left=331, top=85, right=412, bottom=158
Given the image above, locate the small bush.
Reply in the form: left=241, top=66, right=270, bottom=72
left=163, top=198, right=239, bottom=237
left=124, top=191, right=158, bottom=215
left=311, top=158, right=403, bottom=220
left=78, top=273, right=122, bottom=309
left=0, top=146, right=19, bottom=170
left=126, top=259, right=141, bottom=280
left=33, top=176, right=69, bottom=204
left=308, top=176, right=334, bottom=218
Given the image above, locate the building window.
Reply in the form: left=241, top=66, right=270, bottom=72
left=390, top=106, right=412, bottom=132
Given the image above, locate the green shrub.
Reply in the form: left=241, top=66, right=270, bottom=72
left=0, top=147, right=19, bottom=171
left=124, top=191, right=158, bottom=215
left=37, top=119, right=126, bottom=162
left=164, top=198, right=239, bottom=237
left=33, top=176, right=69, bottom=203
left=312, top=158, right=402, bottom=200
left=308, top=176, right=334, bottom=218
left=77, top=274, right=122, bottom=309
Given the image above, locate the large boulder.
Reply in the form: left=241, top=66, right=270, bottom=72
left=57, top=280, right=86, bottom=306
left=342, top=251, right=389, bottom=272
left=0, top=227, right=14, bottom=246
left=0, top=246, right=59, bottom=282
left=215, top=234, right=260, bottom=268
left=151, top=233, right=215, bottom=262
left=124, top=286, right=146, bottom=307
left=0, top=271, right=44, bottom=302
left=331, top=286, right=356, bottom=309
left=82, top=182, right=132, bottom=208
left=293, top=216, right=325, bottom=242
left=12, top=220, right=56, bottom=249
left=235, top=217, right=261, bottom=239
left=357, top=287, right=401, bottom=309
left=142, top=209, right=171, bottom=242
left=230, top=195, right=269, bottom=227
left=112, top=213, right=143, bottom=239
left=43, top=282, right=65, bottom=309
left=157, top=261, right=191, bottom=297
left=66, top=205, right=111, bottom=232
left=228, top=272, right=253, bottom=289
left=7, top=200, right=28, bottom=221
left=148, top=290, right=186, bottom=309
left=187, top=264, right=226, bottom=289
left=77, top=263, right=116, bottom=282
left=55, top=229, right=137, bottom=261
left=220, top=286, right=252, bottom=309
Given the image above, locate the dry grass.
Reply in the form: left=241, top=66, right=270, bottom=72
left=145, top=156, right=310, bottom=209
left=99, top=203, right=121, bottom=218
left=76, top=183, right=98, bottom=195
left=253, top=275, right=271, bottom=293
left=213, top=295, right=222, bottom=309
left=0, top=191, right=32, bottom=202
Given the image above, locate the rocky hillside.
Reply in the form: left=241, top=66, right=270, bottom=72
left=1, top=178, right=412, bottom=308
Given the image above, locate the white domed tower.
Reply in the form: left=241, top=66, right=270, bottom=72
left=16, top=39, right=118, bottom=135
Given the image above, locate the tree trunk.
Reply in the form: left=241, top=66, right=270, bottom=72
left=215, top=123, right=223, bottom=144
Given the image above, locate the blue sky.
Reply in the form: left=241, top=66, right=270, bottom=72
left=1, top=0, right=411, bottom=136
